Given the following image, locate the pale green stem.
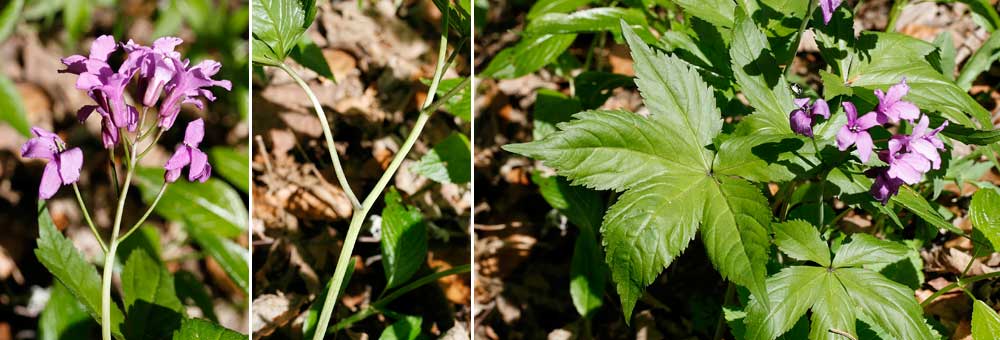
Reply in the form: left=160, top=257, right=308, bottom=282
left=309, top=75, right=470, bottom=340
left=277, top=63, right=361, bottom=209
left=117, top=182, right=168, bottom=243
left=101, top=131, right=139, bottom=340
left=72, top=183, right=107, bottom=253
left=784, top=0, right=819, bottom=78
left=920, top=271, right=1000, bottom=307
left=886, top=0, right=909, bottom=33
left=330, top=264, right=471, bottom=332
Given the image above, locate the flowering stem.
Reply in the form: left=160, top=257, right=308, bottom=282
left=101, top=132, right=139, bottom=340
left=886, top=0, right=908, bottom=33
left=309, top=77, right=468, bottom=340
left=72, top=183, right=107, bottom=253
left=276, top=62, right=361, bottom=209
left=117, top=182, right=168, bottom=243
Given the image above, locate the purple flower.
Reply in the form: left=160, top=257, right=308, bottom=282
left=76, top=105, right=119, bottom=148
left=20, top=127, right=83, bottom=199
left=122, top=37, right=183, bottom=107
left=164, top=119, right=211, bottom=183
left=157, top=58, right=232, bottom=129
left=882, top=138, right=931, bottom=185
left=820, top=0, right=844, bottom=24
left=789, top=98, right=830, bottom=137
left=866, top=167, right=904, bottom=205
left=60, top=35, right=139, bottom=135
left=874, top=78, right=920, bottom=123
left=901, top=115, right=948, bottom=169
left=836, top=102, right=880, bottom=163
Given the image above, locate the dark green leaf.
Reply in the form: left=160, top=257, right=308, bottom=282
left=378, top=315, right=423, bottom=340
left=570, top=227, right=606, bottom=318
left=251, top=0, right=316, bottom=63
left=380, top=188, right=427, bottom=289
left=34, top=201, right=124, bottom=339
left=730, top=10, right=796, bottom=135
left=970, top=188, right=1000, bottom=250
left=674, top=0, right=736, bottom=28
left=524, top=7, right=648, bottom=38
left=208, top=147, right=249, bottom=194
left=0, top=73, right=30, bottom=137
left=574, top=71, right=632, bottom=110
left=121, top=250, right=184, bottom=340
left=39, top=281, right=95, bottom=340
left=531, top=172, right=602, bottom=232
left=171, top=318, right=245, bottom=340
left=957, top=31, right=1000, bottom=91
left=174, top=271, right=218, bottom=322
left=526, top=0, right=592, bottom=20
left=411, top=132, right=471, bottom=184
left=433, top=78, right=471, bottom=120
left=0, top=0, right=23, bottom=44
left=134, top=167, right=247, bottom=238
left=480, top=34, right=576, bottom=79
left=185, top=221, right=249, bottom=294
left=290, top=34, right=335, bottom=80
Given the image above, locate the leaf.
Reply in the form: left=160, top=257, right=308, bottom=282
left=526, top=0, right=592, bottom=20
left=819, top=70, right=852, bottom=100
left=0, top=73, right=30, bottom=137
left=506, top=22, right=771, bottom=320
left=807, top=272, right=857, bottom=340
left=171, top=318, right=245, bottom=340
left=957, top=31, right=1000, bottom=91
left=174, top=271, right=218, bottom=322
left=134, top=167, right=247, bottom=238
left=480, top=33, right=576, bottom=79
left=378, top=315, right=423, bottom=340
left=973, top=299, right=1000, bottom=339
left=744, top=266, right=829, bottom=340
left=573, top=71, right=633, bottom=110
left=251, top=0, right=316, bottom=63
left=208, top=147, right=249, bottom=194
left=524, top=7, right=648, bottom=38
left=0, top=0, right=23, bottom=44
left=729, top=9, right=796, bottom=135
left=674, top=0, right=737, bottom=29
left=185, top=221, right=249, bottom=294
left=39, top=281, right=95, bottom=340
left=411, top=132, right=471, bottom=184
left=892, top=185, right=963, bottom=235
left=957, top=0, right=1000, bottom=32
left=570, top=227, right=607, bottom=318
left=430, top=0, right=471, bottom=38
left=970, top=188, right=1000, bottom=250
left=831, top=233, right=910, bottom=268
left=289, top=34, right=335, bottom=80
left=531, top=172, right=603, bottom=232
left=933, top=31, right=956, bottom=81
left=34, top=201, right=124, bottom=339
left=712, top=134, right=815, bottom=183
left=380, top=188, right=427, bottom=289
left=433, top=77, right=471, bottom=120
left=849, top=32, right=992, bottom=128
left=531, top=89, right=581, bottom=140
left=836, top=268, right=936, bottom=340
left=121, top=250, right=184, bottom=340
left=63, top=0, right=90, bottom=45
left=772, top=220, right=830, bottom=266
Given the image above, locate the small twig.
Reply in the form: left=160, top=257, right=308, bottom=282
left=828, top=328, right=858, bottom=340
left=254, top=135, right=273, bottom=173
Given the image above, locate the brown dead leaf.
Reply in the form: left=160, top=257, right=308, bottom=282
left=251, top=293, right=305, bottom=339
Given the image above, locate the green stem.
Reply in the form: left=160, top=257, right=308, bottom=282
left=117, top=182, right=168, bottom=243
left=330, top=264, right=471, bottom=332
left=101, top=151, right=136, bottom=340
left=886, top=0, right=909, bottom=33
left=920, top=271, right=1000, bottom=307
left=784, top=0, right=819, bottom=78
left=278, top=63, right=361, bottom=209
left=72, top=183, right=106, bottom=253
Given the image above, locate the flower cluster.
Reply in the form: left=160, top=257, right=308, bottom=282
left=21, top=36, right=230, bottom=199
left=791, top=79, right=948, bottom=204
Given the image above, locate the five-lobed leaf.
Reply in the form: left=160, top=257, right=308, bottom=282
left=505, top=21, right=772, bottom=321
left=773, top=220, right=830, bottom=266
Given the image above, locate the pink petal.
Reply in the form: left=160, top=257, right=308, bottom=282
left=184, top=119, right=205, bottom=146
left=794, top=98, right=811, bottom=108
left=855, top=132, right=874, bottom=163
left=885, top=78, right=909, bottom=104
left=164, top=146, right=192, bottom=171
left=77, top=105, right=98, bottom=122
left=836, top=128, right=856, bottom=151
left=856, top=112, right=881, bottom=130
left=188, top=148, right=209, bottom=182
left=889, top=101, right=920, bottom=122
left=21, top=136, right=57, bottom=160
left=153, top=36, right=183, bottom=53
left=164, top=168, right=182, bottom=183
left=195, top=164, right=212, bottom=183
left=813, top=99, right=830, bottom=119
left=59, top=55, right=88, bottom=74
left=89, top=35, right=118, bottom=62
left=39, top=162, right=62, bottom=199
left=912, top=115, right=929, bottom=137
left=842, top=101, right=858, bottom=122
left=57, top=148, right=83, bottom=184
left=909, top=139, right=940, bottom=169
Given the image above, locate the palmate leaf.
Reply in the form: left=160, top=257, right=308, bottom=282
left=729, top=9, right=796, bottom=136
left=746, top=225, right=936, bottom=340
left=504, top=21, right=770, bottom=321
left=251, top=0, right=316, bottom=65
